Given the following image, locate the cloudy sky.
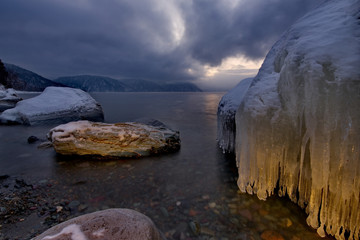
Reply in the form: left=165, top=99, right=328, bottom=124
left=0, top=0, right=320, bottom=91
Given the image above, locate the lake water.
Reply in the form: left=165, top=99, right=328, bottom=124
left=0, top=92, right=332, bottom=240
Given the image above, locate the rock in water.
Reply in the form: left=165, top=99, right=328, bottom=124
left=0, top=87, right=103, bottom=125
left=48, top=120, right=180, bottom=158
left=33, top=208, right=165, bottom=240
left=218, top=0, right=360, bottom=239
left=0, top=87, right=22, bottom=112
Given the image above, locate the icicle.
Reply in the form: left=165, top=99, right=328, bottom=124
left=218, top=1, right=360, bottom=239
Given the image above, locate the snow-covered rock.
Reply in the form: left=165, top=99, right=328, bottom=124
left=0, top=87, right=104, bottom=125
left=48, top=120, right=180, bottom=158
left=0, top=87, right=22, bottom=112
left=32, top=208, right=165, bottom=240
left=217, top=78, right=252, bottom=153
left=218, top=0, right=360, bottom=239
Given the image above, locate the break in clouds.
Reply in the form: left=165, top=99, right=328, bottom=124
left=0, top=0, right=320, bottom=90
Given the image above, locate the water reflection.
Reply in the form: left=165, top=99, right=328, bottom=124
left=0, top=92, right=333, bottom=240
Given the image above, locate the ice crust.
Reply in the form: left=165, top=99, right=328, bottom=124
left=217, top=78, right=253, bottom=153
left=218, top=0, right=360, bottom=239
left=0, top=86, right=22, bottom=111
left=0, top=87, right=104, bottom=125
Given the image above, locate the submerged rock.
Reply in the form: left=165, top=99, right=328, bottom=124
left=33, top=208, right=165, bottom=240
left=0, top=87, right=103, bottom=125
left=48, top=120, right=180, bottom=158
left=0, top=87, right=22, bottom=112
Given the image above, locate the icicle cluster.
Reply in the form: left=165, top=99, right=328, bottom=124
left=217, top=78, right=252, bottom=153
left=219, top=0, right=360, bottom=239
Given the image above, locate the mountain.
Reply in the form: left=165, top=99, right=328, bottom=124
left=2, top=63, right=203, bottom=92
left=54, top=75, right=129, bottom=92
left=54, top=76, right=202, bottom=92
left=119, top=79, right=164, bottom=92
left=161, top=82, right=202, bottom=92
left=4, top=63, right=64, bottom=91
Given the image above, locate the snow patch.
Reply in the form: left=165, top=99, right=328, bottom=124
left=41, top=224, right=87, bottom=240
left=92, top=228, right=105, bottom=237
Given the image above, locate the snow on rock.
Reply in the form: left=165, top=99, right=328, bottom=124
left=48, top=120, right=180, bottom=158
left=0, top=87, right=104, bottom=125
left=217, top=0, right=360, bottom=239
left=217, top=78, right=253, bottom=153
left=32, top=208, right=165, bottom=240
left=0, top=86, right=22, bottom=112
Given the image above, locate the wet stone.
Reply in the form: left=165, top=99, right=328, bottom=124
left=68, top=200, right=80, bottom=211
left=260, top=230, right=285, bottom=240
left=27, top=136, right=40, bottom=144
left=160, top=207, right=169, bottom=217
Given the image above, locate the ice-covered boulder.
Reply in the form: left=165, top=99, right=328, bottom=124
left=48, top=120, right=180, bottom=158
left=0, top=86, right=22, bottom=112
left=218, top=0, right=360, bottom=239
left=33, top=208, right=165, bottom=240
left=0, top=87, right=104, bottom=125
left=217, top=78, right=252, bottom=153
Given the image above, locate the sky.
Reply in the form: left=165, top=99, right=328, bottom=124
left=0, top=0, right=321, bottom=91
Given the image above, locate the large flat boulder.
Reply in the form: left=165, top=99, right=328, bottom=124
left=33, top=208, right=165, bottom=240
left=48, top=120, right=180, bottom=158
left=0, top=87, right=104, bottom=125
left=0, top=87, right=22, bottom=112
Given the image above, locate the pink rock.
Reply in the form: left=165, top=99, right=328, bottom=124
left=33, top=208, right=165, bottom=240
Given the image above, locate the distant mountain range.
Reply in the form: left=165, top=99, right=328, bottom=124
left=4, top=64, right=202, bottom=92
left=4, top=63, right=64, bottom=91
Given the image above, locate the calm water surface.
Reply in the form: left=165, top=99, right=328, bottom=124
left=0, top=92, right=331, bottom=240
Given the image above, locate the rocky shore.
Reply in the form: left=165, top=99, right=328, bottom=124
left=0, top=175, right=86, bottom=239
left=0, top=167, right=326, bottom=240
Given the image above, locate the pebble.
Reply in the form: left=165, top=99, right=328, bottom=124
left=38, top=179, right=48, bottom=185
left=78, top=204, right=88, bottom=212
left=56, top=206, right=63, bottom=213
left=27, top=136, right=40, bottom=144
left=259, top=209, right=269, bottom=216
left=202, top=195, right=210, bottom=200
left=0, top=175, right=9, bottom=180
left=189, top=221, right=201, bottom=236
left=208, top=202, right=216, bottom=208
left=201, top=227, right=215, bottom=236
left=37, top=141, right=53, bottom=149
left=68, top=200, right=80, bottom=210
left=260, top=230, right=285, bottom=240
left=280, top=218, right=292, bottom=227
left=160, top=207, right=169, bottom=217
left=239, top=209, right=253, bottom=221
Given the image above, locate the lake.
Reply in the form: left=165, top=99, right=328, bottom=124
left=0, top=92, right=331, bottom=240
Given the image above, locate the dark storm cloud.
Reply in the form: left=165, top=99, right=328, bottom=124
left=0, top=0, right=320, bottom=83
left=182, top=0, right=321, bottom=66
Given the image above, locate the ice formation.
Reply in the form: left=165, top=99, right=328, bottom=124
left=219, top=0, right=360, bottom=239
left=217, top=78, right=253, bottom=153
left=0, top=86, right=22, bottom=111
